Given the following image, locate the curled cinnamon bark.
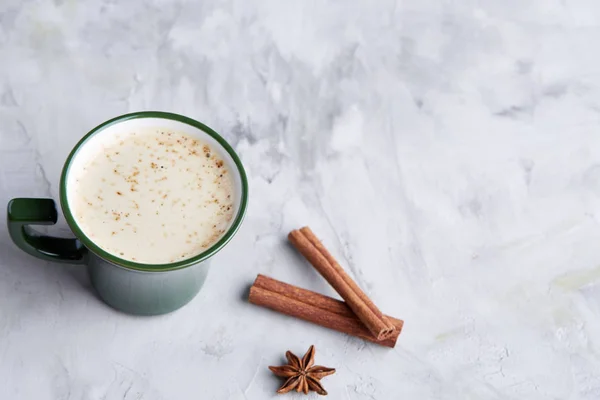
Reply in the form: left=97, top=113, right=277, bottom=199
left=288, top=227, right=395, bottom=340
left=249, top=274, right=403, bottom=347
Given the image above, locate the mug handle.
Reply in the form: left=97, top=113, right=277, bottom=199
left=7, top=198, right=87, bottom=264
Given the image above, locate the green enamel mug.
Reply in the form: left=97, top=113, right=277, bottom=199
left=6, top=112, right=248, bottom=315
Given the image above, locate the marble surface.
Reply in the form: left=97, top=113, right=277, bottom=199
left=2, top=0, right=600, bottom=398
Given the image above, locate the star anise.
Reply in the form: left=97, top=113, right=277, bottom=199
left=269, top=345, right=335, bottom=395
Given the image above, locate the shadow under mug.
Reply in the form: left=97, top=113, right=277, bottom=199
left=6, top=112, right=248, bottom=315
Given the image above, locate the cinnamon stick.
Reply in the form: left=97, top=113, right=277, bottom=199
left=288, top=227, right=395, bottom=340
left=249, top=274, right=403, bottom=347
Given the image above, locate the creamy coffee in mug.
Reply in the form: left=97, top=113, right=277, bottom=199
left=8, top=111, right=248, bottom=315
left=68, top=128, right=235, bottom=264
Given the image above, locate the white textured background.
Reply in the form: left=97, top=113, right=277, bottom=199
left=2, top=0, right=600, bottom=399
